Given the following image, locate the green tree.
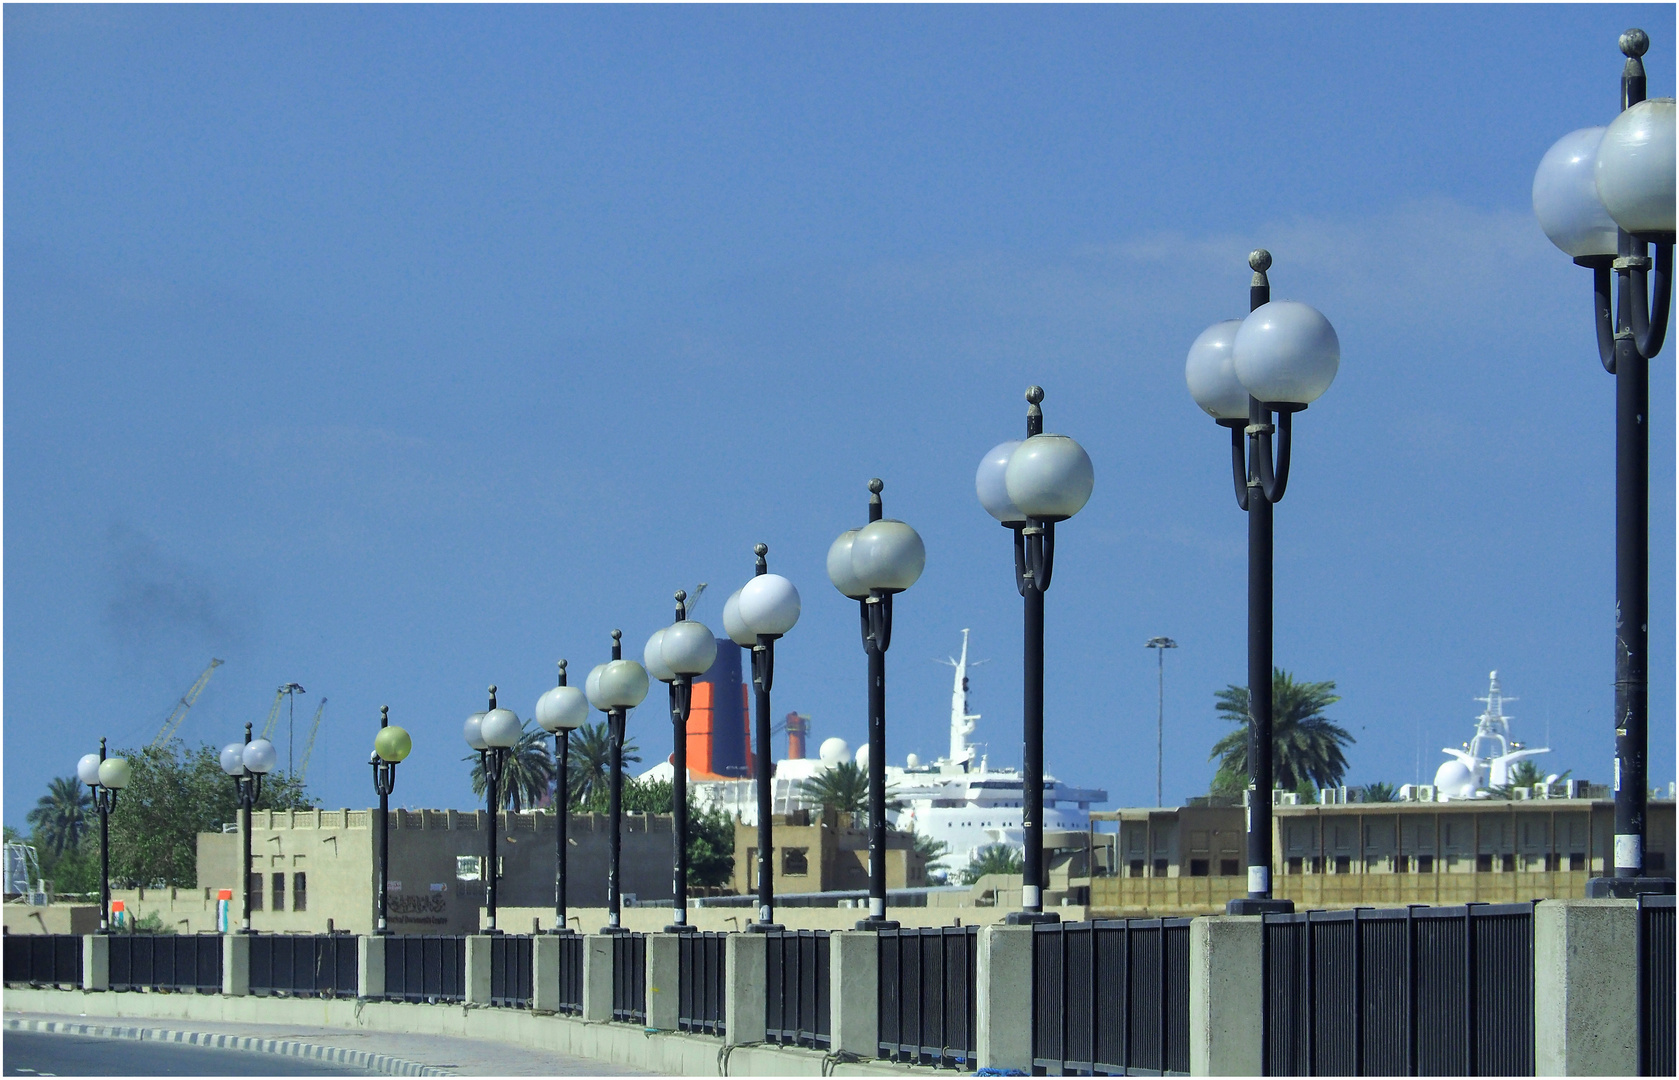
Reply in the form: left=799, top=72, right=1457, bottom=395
left=1362, top=781, right=1398, bottom=803
left=105, top=741, right=311, bottom=889
left=466, top=729, right=555, bottom=811
left=1208, top=670, right=1354, bottom=795
left=912, top=833, right=951, bottom=879
left=27, top=777, right=91, bottom=859
left=799, top=761, right=869, bottom=818
left=960, top=843, right=1024, bottom=885
left=1489, top=760, right=1570, bottom=799
left=573, top=776, right=733, bottom=887
left=565, top=721, right=640, bottom=809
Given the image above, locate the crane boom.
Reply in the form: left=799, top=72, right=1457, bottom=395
left=149, top=659, right=225, bottom=750
left=260, top=683, right=306, bottom=742
left=297, top=698, right=327, bottom=785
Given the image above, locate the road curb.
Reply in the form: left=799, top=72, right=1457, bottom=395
left=4, top=1017, right=453, bottom=1076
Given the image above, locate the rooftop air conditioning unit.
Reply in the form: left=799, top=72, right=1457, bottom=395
left=1566, top=780, right=1589, bottom=799
left=1280, top=793, right=1301, bottom=806
left=1512, top=787, right=1531, bottom=800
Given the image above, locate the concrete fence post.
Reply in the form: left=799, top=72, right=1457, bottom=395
left=532, top=934, right=561, bottom=1013
left=464, top=936, right=493, bottom=1005
left=82, top=934, right=109, bottom=992
left=357, top=935, right=385, bottom=1000
left=829, top=931, right=879, bottom=1058
left=975, top=924, right=1033, bottom=1071
left=645, top=934, right=681, bottom=1031
left=222, top=933, right=250, bottom=997
left=1189, top=915, right=1262, bottom=1077
left=724, top=931, right=767, bottom=1045
left=581, top=934, right=615, bottom=1022
left=1534, top=899, right=1639, bottom=1076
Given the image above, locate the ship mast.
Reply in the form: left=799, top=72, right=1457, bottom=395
left=948, top=629, right=981, bottom=770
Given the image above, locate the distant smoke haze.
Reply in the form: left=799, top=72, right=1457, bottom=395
left=103, top=522, right=248, bottom=655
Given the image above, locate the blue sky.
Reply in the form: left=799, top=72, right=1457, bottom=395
left=6, top=4, right=1675, bottom=828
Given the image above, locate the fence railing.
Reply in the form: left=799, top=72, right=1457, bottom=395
left=109, top=933, right=223, bottom=993
left=677, top=931, right=727, bottom=1035
left=555, top=931, right=584, bottom=1015
left=877, top=925, right=978, bottom=1068
left=249, top=934, right=357, bottom=998
left=1262, top=903, right=1534, bottom=1077
left=381, top=935, right=467, bottom=1003
left=3, top=933, right=83, bottom=988
left=1639, top=893, right=1675, bottom=1077
left=489, top=934, right=533, bottom=1008
left=612, top=932, right=647, bottom=1024
left=764, top=929, right=830, bottom=1049
left=1032, top=917, right=1191, bottom=1076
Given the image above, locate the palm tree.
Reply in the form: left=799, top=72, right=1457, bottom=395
left=565, top=721, right=640, bottom=810
left=27, top=777, right=91, bottom=858
left=911, top=833, right=951, bottom=877
left=465, top=729, right=555, bottom=811
left=1489, top=759, right=1570, bottom=799
left=961, top=843, right=1024, bottom=885
left=1362, top=781, right=1398, bottom=803
left=798, top=761, right=881, bottom=823
left=1208, top=669, right=1354, bottom=794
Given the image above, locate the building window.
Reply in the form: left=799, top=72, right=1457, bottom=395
left=248, top=873, right=263, bottom=911
left=1287, top=857, right=1304, bottom=875
left=1396, top=855, right=1410, bottom=873
left=783, top=848, right=809, bottom=876
left=292, top=873, right=307, bottom=912
left=1569, top=853, right=1586, bottom=871
left=1152, top=858, right=1168, bottom=877
left=1310, top=856, right=1324, bottom=874
left=1476, top=854, right=1494, bottom=873
left=1502, top=854, right=1516, bottom=873
left=1333, top=856, right=1351, bottom=875
left=1543, top=854, right=1559, bottom=872
left=1129, top=860, right=1145, bottom=878
left=1417, top=855, right=1434, bottom=873
left=1219, top=858, right=1240, bottom=877
left=1189, top=859, right=1209, bottom=877
left=272, top=872, right=286, bottom=911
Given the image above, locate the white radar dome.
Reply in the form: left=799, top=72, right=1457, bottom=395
left=905, top=753, right=921, bottom=768
left=854, top=743, right=870, bottom=768
left=1433, top=760, right=1474, bottom=800
left=818, top=737, right=850, bottom=765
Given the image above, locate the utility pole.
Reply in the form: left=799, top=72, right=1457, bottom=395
left=1145, top=638, right=1178, bottom=807
left=278, top=683, right=305, bottom=777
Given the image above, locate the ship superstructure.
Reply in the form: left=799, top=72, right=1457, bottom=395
left=1431, top=671, right=1551, bottom=799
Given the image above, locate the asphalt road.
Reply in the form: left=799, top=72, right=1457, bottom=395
left=2, top=1030, right=377, bottom=1076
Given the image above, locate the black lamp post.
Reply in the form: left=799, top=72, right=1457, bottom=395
left=1185, top=250, right=1340, bottom=916
left=78, top=740, right=130, bottom=934
left=1533, top=28, right=1675, bottom=898
left=586, top=630, right=651, bottom=933
left=466, top=687, right=524, bottom=933
left=977, top=387, right=1095, bottom=924
left=221, top=723, right=276, bottom=933
left=828, top=478, right=925, bottom=930
left=535, top=661, right=588, bottom=933
left=370, top=706, right=411, bottom=935
left=724, top=544, right=802, bottom=932
left=645, top=592, right=720, bottom=933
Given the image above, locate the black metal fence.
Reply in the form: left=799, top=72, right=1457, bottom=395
left=764, top=929, right=829, bottom=1049
left=878, top=925, right=978, bottom=1068
left=555, top=931, right=584, bottom=1015
left=249, top=934, right=357, bottom=997
left=1639, top=893, right=1675, bottom=1077
left=3, top=934, right=83, bottom=988
left=381, top=935, right=466, bottom=1003
left=1033, top=917, right=1191, bottom=1076
left=1263, top=903, right=1534, bottom=1076
left=109, top=933, right=223, bottom=993
left=490, top=934, right=533, bottom=1008
left=612, top=932, right=647, bottom=1024
left=677, top=931, right=727, bottom=1035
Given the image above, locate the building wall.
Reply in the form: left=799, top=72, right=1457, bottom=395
left=195, top=807, right=674, bottom=935
left=731, top=810, right=925, bottom=896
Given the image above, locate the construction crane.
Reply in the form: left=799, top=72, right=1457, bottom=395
left=684, top=582, right=708, bottom=617
left=296, top=698, right=327, bottom=786
left=149, top=659, right=225, bottom=750
left=259, top=683, right=306, bottom=744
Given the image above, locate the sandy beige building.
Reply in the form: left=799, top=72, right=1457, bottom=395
left=731, top=809, right=925, bottom=896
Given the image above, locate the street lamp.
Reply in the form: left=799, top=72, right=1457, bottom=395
left=646, top=592, right=720, bottom=932
left=535, top=660, right=589, bottom=933
left=584, top=630, right=650, bottom=933
left=466, top=688, right=523, bottom=932
left=829, top=478, right=925, bottom=929
left=976, top=386, right=1095, bottom=924
left=370, top=706, right=411, bottom=935
left=77, top=740, right=130, bottom=934
left=1144, top=638, right=1178, bottom=808
left=1185, top=249, right=1339, bottom=916
left=723, top=543, right=801, bottom=931
left=1532, top=27, right=1675, bottom=898
left=221, top=723, right=277, bottom=932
